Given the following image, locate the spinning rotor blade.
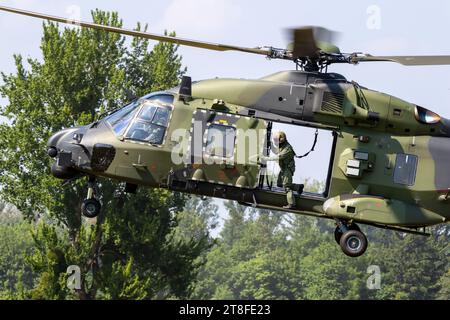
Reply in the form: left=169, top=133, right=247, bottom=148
left=0, top=5, right=271, bottom=56
left=353, top=55, right=450, bottom=66
left=3, top=5, right=450, bottom=68
left=289, top=26, right=340, bottom=58
left=292, top=27, right=319, bottom=58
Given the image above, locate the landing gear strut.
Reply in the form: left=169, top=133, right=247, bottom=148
left=334, top=220, right=367, bottom=257
left=334, top=222, right=360, bottom=244
left=81, top=177, right=101, bottom=218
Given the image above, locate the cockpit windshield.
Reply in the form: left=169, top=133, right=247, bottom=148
left=105, top=101, right=140, bottom=136
left=105, top=93, right=174, bottom=145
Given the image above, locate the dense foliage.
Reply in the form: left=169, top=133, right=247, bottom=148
left=192, top=200, right=449, bottom=300
left=191, top=182, right=449, bottom=300
left=0, top=11, right=207, bottom=300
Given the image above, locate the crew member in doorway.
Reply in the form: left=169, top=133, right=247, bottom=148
left=261, top=131, right=297, bottom=209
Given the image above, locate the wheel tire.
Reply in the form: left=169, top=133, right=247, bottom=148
left=81, top=198, right=101, bottom=218
left=339, top=230, right=368, bottom=257
left=334, top=227, right=343, bottom=244
left=334, top=223, right=360, bottom=244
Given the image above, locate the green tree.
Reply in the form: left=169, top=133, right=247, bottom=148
left=299, top=242, right=367, bottom=300
left=193, top=203, right=302, bottom=299
left=434, top=225, right=450, bottom=300
left=174, top=196, right=219, bottom=245
left=435, top=268, right=450, bottom=300
left=195, top=195, right=448, bottom=300
left=0, top=208, right=36, bottom=299
left=220, top=201, right=248, bottom=247
left=368, top=231, right=448, bottom=300
left=0, top=11, right=207, bottom=300
left=227, top=248, right=302, bottom=299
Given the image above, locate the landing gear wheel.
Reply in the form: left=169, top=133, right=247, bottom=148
left=339, top=230, right=368, bottom=257
left=334, top=223, right=360, bottom=244
left=81, top=198, right=101, bottom=218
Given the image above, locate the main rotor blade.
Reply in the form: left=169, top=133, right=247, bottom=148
left=0, top=5, right=271, bottom=56
left=354, top=55, right=450, bottom=66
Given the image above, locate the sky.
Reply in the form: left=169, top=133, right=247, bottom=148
left=1, top=0, right=450, bottom=229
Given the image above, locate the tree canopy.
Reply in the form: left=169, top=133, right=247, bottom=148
left=0, top=10, right=204, bottom=300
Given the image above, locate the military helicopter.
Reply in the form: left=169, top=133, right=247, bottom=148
left=1, top=5, right=450, bottom=257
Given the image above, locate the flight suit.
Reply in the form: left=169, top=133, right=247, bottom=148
left=264, top=140, right=296, bottom=208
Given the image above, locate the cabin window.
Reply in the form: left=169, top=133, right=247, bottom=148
left=205, top=124, right=236, bottom=158
left=393, top=153, right=418, bottom=186
left=415, top=105, right=441, bottom=124
left=145, top=94, right=174, bottom=106
left=125, top=102, right=172, bottom=145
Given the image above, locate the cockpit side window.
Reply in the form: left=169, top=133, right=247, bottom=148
left=125, top=102, right=173, bottom=145
left=146, top=94, right=174, bottom=106
left=153, top=108, right=170, bottom=126
left=139, top=105, right=157, bottom=121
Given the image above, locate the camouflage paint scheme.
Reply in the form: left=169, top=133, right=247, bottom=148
left=50, top=70, right=449, bottom=232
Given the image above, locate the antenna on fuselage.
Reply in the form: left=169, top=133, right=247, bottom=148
left=179, top=76, right=192, bottom=102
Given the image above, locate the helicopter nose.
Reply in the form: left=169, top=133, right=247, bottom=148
left=47, top=128, right=78, bottom=151
left=47, top=127, right=83, bottom=179
left=46, top=124, right=116, bottom=180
